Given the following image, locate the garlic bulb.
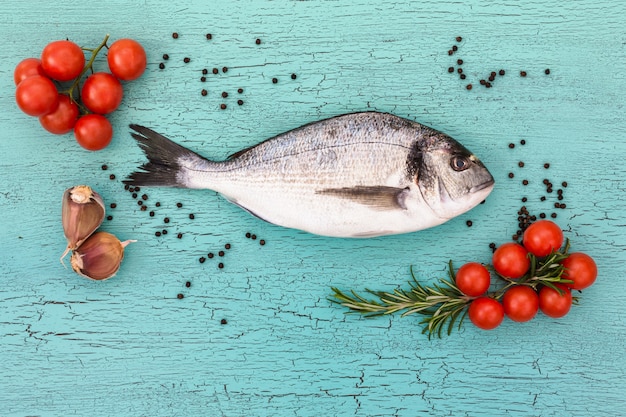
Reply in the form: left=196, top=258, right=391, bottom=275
left=70, top=231, right=135, bottom=280
left=61, top=185, right=105, bottom=261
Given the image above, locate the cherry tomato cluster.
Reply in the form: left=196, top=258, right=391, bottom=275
left=14, top=36, right=146, bottom=151
left=462, top=220, right=597, bottom=330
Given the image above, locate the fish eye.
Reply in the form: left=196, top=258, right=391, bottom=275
left=450, top=155, right=471, bottom=172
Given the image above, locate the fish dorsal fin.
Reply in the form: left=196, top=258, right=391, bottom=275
left=316, top=186, right=410, bottom=211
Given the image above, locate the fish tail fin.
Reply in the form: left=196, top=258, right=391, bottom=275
left=124, top=124, right=209, bottom=188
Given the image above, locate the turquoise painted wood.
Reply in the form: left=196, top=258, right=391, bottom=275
left=1, top=1, right=625, bottom=416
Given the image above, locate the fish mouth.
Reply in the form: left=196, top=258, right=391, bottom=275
left=470, top=179, right=495, bottom=193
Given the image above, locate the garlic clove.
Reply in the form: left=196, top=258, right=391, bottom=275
left=70, top=231, right=135, bottom=280
left=61, top=185, right=105, bottom=261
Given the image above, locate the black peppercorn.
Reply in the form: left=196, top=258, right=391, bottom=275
left=199, top=257, right=206, bottom=263
left=206, top=33, right=212, bottom=40
left=177, top=233, right=183, bottom=239
left=202, top=68, right=208, bottom=75
left=212, top=68, right=218, bottom=74
left=101, top=164, right=108, bottom=170
left=466, top=84, right=472, bottom=90
left=162, top=230, right=168, bottom=235
left=201, top=89, right=208, bottom=96
left=155, top=231, right=162, bottom=237
left=508, top=143, right=515, bottom=149
left=218, top=263, right=224, bottom=269
left=183, top=57, right=190, bottom=63
left=185, top=281, right=191, bottom=288
left=177, top=293, right=184, bottom=299
left=272, top=77, right=278, bottom=84
left=260, top=240, right=266, bottom=246
left=520, top=139, right=526, bottom=145
left=245, top=232, right=251, bottom=238
left=518, top=161, right=525, bottom=167
left=142, top=194, right=148, bottom=200
left=208, top=253, right=214, bottom=259
left=109, top=174, right=116, bottom=180
left=225, top=243, right=231, bottom=250
left=545, top=68, right=550, bottom=75
left=172, top=32, right=179, bottom=39
left=222, top=92, right=228, bottom=98
left=156, top=202, right=161, bottom=207
left=499, top=69, right=505, bottom=76
left=107, top=215, right=113, bottom=221
left=291, top=73, right=297, bottom=80
left=149, top=211, right=155, bottom=217
left=520, top=71, right=527, bottom=77
left=163, top=54, right=169, bottom=60
left=255, top=38, right=261, bottom=45
left=164, top=217, right=170, bottom=223
left=176, top=202, right=183, bottom=208
left=220, top=104, right=227, bottom=110
left=237, top=88, right=244, bottom=94
left=200, top=77, right=206, bottom=82
left=218, top=251, right=225, bottom=257
left=237, top=99, right=244, bottom=105
left=222, top=67, right=228, bottom=73
left=544, top=163, right=550, bottom=169
left=448, top=67, right=454, bottom=73
left=508, top=172, right=514, bottom=178
left=221, top=318, right=228, bottom=324
left=466, top=220, right=473, bottom=227
left=189, top=213, right=195, bottom=219
left=452, top=45, right=458, bottom=52
left=110, top=203, right=117, bottom=209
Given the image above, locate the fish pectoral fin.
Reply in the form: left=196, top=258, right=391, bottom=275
left=316, top=186, right=410, bottom=211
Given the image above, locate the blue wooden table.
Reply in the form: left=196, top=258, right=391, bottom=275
left=1, top=1, right=625, bottom=416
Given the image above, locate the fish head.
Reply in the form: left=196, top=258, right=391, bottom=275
left=412, top=132, right=495, bottom=220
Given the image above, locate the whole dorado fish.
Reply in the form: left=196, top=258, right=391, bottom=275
left=125, top=112, right=494, bottom=237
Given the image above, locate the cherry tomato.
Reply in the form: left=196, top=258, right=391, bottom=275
left=492, top=242, right=530, bottom=279
left=468, top=297, right=504, bottom=330
left=561, top=252, right=597, bottom=290
left=455, top=262, right=491, bottom=297
left=41, top=40, right=85, bottom=82
left=74, top=114, right=113, bottom=151
left=107, top=38, right=147, bottom=81
left=538, top=284, right=572, bottom=318
left=39, top=94, right=79, bottom=134
left=14, top=58, right=47, bottom=85
left=523, top=220, right=564, bottom=257
left=15, top=75, right=59, bottom=117
left=502, top=285, right=539, bottom=322
left=81, top=72, right=123, bottom=115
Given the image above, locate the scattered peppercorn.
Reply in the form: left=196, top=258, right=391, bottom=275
left=508, top=143, right=515, bottom=149
left=291, top=73, right=297, bottom=80
left=499, top=69, right=505, bottom=76
left=109, top=174, right=116, bottom=180
left=212, top=68, right=219, bottom=74
left=185, top=281, right=191, bottom=288
left=142, top=194, right=148, bottom=200
left=522, top=180, right=529, bottom=185
left=221, top=318, right=228, bottom=324
left=452, top=45, right=458, bottom=52
left=220, top=104, right=227, bottom=110
left=508, top=172, right=515, bottom=178
left=272, top=77, right=278, bottom=84
left=164, top=217, right=170, bottom=224
left=107, top=215, right=113, bottom=221
left=562, top=181, right=568, bottom=187
left=110, top=203, right=117, bottom=209
left=177, top=233, right=183, bottom=239
left=218, top=263, right=224, bottom=269
left=208, top=253, right=214, bottom=259
left=137, top=201, right=143, bottom=206
left=201, top=89, right=208, bottom=96
left=251, top=234, right=257, bottom=240
left=140, top=206, right=147, bottom=212
left=448, top=67, right=454, bottom=73
left=156, top=202, right=161, bottom=207
left=155, top=231, right=162, bottom=237
left=456, top=36, right=462, bottom=42
left=544, top=163, right=550, bottom=169
left=218, top=251, right=225, bottom=257
left=177, top=293, right=184, bottom=299
left=544, top=68, right=550, bottom=75
left=162, top=230, right=168, bottom=235
left=163, top=54, right=169, bottom=60
left=172, top=32, right=179, bottom=39
left=101, top=164, right=108, bottom=170
left=245, top=232, right=251, bottom=238
left=237, top=100, right=244, bottom=105
left=222, top=92, right=228, bottom=98
left=457, top=68, right=463, bottom=74
left=237, top=88, right=244, bottom=94
left=199, top=257, right=206, bottom=263
left=183, top=57, right=190, bottom=63
left=206, top=33, right=212, bottom=40
left=255, top=38, right=261, bottom=45
left=176, top=202, right=183, bottom=208
left=200, top=77, right=206, bottom=82
left=518, top=161, right=525, bottom=167
left=466, top=84, right=472, bottom=90
left=466, top=220, right=473, bottom=227
left=520, top=71, right=527, bottom=77
left=520, top=139, right=526, bottom=145
left=460, top=74, right=466, bottom=80
left=225, top=243, right=231, bottom=250
left=132, top=193, right=137, bottom=199
left=189, top=214, right=195, bottom=219
left=149, top=211, right=155, bottom=217
left=222, top=67, right=228, bottom=73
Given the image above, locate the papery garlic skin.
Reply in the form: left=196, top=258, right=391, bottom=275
left=70, top=231, right=135, bottom=280
left=61, top=185, right=105, bottom=261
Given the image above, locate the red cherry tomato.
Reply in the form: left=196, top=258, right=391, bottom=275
left=39, top=94, right=79, bottom=134
left=41, top=40, right=85, bottom=82
left=15, top=75, right=59, bottom=117
left=468, top=297, right=504, bottom=330
left=538, top=284, right=572, bottom=318
left=492, top=242, right=530, bottom=279
left=81, top=72, right=123, bottom=115
left=455, top=262, right=491, bottom=297
left=14, top=58, right=47, bottom=85
left=561, top=252, right=597, bottom=290
left=74, top=114, right=113, bottom=151
left=523, top=220, right=564, bottom=257
left=107, top=38, right=147, bottom=81
left=502, top=285, right=539, bottom=322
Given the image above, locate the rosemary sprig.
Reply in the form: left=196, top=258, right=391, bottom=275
left=330, top=262, right=472, bottom=339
